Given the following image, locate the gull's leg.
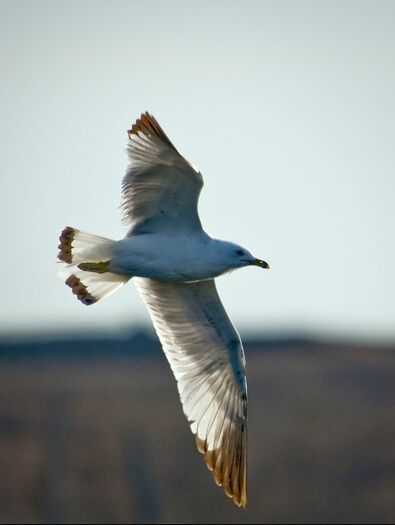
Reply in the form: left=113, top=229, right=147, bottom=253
left=78, top=261, right=111, bottom=274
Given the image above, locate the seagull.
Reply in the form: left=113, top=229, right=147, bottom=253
left=57, top=112, right=270, bottom=507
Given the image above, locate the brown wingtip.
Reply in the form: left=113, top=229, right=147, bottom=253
left=195, top=432, right=247, bottom=508
left=65, top=274, right=97, bottom=306
left=128, top=112, right=157, bottom=136
left=58, top=226, right=78, bottom=263
left=127, top=112, right=174, bottom=147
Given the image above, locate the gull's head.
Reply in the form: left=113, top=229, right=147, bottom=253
left=222, top=241, right=270, bottom=271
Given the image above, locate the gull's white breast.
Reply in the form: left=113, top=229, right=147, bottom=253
left=109, top=232, right=230, bottom=282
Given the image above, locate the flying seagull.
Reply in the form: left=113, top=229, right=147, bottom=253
left=57, top=112, right=270, bottom=507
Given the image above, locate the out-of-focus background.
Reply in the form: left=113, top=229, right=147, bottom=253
left=1, top=334, right=394, bottom=524
left=1, top=1, right=394, bottom=523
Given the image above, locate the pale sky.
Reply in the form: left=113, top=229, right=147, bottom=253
left=1, top=0, right=394, bottom=341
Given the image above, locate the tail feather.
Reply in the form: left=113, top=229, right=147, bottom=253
left=58, top=227, right=115, bottom=265
left=57, top=227, right=130, bottom=305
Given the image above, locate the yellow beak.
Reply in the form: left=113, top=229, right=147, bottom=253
left=251, top=258, right=270, bottom=269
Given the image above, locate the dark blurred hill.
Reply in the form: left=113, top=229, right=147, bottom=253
left=0, top=331, right=394, bottom=523
left=1, top=328, right=389, bottom=360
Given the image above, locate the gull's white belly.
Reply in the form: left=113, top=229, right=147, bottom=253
left=109, top=233, right=228, bottom=282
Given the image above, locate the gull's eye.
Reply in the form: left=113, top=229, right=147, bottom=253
left=236, top=249, right=244, bottom=256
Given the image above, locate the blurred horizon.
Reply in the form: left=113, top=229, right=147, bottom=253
left=1, top=324, right=395, bottom=348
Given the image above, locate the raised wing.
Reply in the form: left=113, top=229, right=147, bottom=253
left=122, top=112, right=204, bottom=234
left=135, top=277, right=248, bottom=507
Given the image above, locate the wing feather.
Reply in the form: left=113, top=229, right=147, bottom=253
left=135, top=277, right=248, bottom=507
left=122, top=112, right=203, bottom=234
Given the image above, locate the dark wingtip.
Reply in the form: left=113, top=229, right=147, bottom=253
left=65, top=274, right=97, bottom=305
left=58, top=226, right=78, bottom=263
left=127, top=112, right=175, bottom=148
left=128, top=112, right=157, bottom=137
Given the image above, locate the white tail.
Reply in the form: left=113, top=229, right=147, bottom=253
left=57, top=227, right=130, bottom=305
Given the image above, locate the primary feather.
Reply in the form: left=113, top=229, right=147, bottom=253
left=136, top=277, right=247, bottom=507
left=122, top=112, right=203, bottom=234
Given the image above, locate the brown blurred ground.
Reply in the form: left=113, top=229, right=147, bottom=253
left=0, top=340, right=394, bottom=524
